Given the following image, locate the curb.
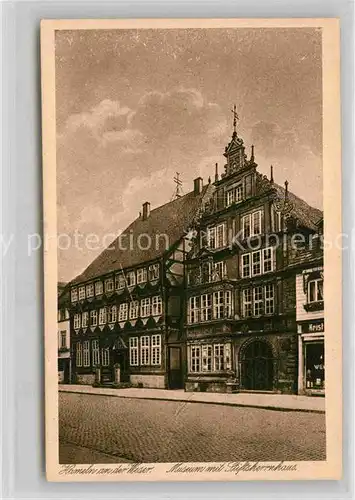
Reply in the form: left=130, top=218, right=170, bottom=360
left=59, top=389, right=325, bottom=414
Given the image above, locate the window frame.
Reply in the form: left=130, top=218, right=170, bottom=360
left=190, top=345, right=201, bottom=373
left=129, top=337, right=139, bottom=366
left=92, top=340, right=100, bottom=366
left=188, top=296, right=200, bottom=324
left=129, top=300, right=140, bottom=319
left=73, top=313, right=81, bottom=329
left=151, top=295, right=163, bottom=316
left=101, top=348, right=110, bottom=367
left=307, top=278, right=324, bottom=303
left=140, top=336, right=150, bottom=365
left=213, top=290, right=224, bottom=319
left=148, top=263, right=160, bottom=281
left=71, top=288, right=78, bottom=303
left=76, top=343, right=83, bottom=367
left=115, top=273, right=125, bottom=290
left=83, top=340, right=90, bottom=367
left=60, top=331, right=67, bottom=349
left=90, top=309, right=98, bottom=327
left=108, top=305, right=117, bottom=323
left=86, top=283, right=94, bottom=298
left=151, top=334, right=161, bottom=365
left=105, top=278, right=114, bottom=293
left=241, top=209, right=263, bottom=239
left=214, top=344, right=225, bottom=371
left=140, top=298, right=151, bottom=318
left=126, top=271, right=136, bottom=287
left=95, top=281, right=103, bottom=296
left=137, top=267, right=147, bottom=284
left=118, top=303, right=128, bottom=322
left=78, top=286, right=86, bottom=301
left=81, top=311, right=89, bottom=328
left=98, top=307, right=107, bottom=325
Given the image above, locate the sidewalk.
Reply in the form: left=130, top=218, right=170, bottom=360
left=59, top=385, right=325, bottom=413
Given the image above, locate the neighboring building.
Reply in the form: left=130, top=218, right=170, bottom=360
left=293, top=221, right=324, bottom=395
left=69, top=181, right=213, bottom=388
left=184, top=125, right=323, bottom=394
left=58, top=285, right=71, bottom=383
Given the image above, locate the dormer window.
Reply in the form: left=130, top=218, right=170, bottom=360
left=226, top=183, right=244, bottom=207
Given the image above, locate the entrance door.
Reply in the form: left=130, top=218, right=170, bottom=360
left=168, top=347, right=183, bottom=389
left=241, top=340, right=274, bottom=391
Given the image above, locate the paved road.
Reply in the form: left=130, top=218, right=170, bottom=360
left=59, top=392, right=326, bottom=464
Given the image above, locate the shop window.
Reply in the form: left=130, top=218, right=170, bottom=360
left=305, top=343, right=325, bottom=390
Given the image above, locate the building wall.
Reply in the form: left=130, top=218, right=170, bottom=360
left=130, top=374, right=165, bottom=388
left=296, top=274, right=323, bottom=322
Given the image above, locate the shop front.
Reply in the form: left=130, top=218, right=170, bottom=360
left=298, top=319, right=325, bottom=396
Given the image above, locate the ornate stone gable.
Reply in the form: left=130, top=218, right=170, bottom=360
left=222, top=132, right=248, bottom=177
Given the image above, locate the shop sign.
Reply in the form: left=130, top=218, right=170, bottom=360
left=302, top=321, right=324, bottom=334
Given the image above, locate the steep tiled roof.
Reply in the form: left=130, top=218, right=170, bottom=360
left=273, top=183, right=323, bottom=231
left=71, top=185, right=212, bottom=285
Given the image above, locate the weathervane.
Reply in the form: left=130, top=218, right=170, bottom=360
left=230, top=104, right=239, bottom=134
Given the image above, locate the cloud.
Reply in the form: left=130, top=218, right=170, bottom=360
left=57, top=88, right=229, bottom=281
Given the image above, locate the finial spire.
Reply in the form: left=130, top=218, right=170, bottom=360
left=230, top=104, right=239, bottom=135
left=251, top=144, right=255, bottom=163
left=215, top=163, right=219, bottom=182
left=284, top=180, right=289, bottom=198
left=270, top=165, right=274, bottom=183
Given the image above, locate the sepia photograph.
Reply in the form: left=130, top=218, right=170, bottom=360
left=41, top=18, right=341, bottom=481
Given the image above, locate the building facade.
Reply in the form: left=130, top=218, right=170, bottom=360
left=293, top=224, right=324, bottom=395
left=66, top=121, right=323, bottom=395
left=58, top=286, right=71, bottom=383
left=184, top=126, right=323, bottom=394
left=69, top=182, right=213, bottom=388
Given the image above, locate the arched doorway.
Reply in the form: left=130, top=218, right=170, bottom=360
left=241, top=340, right=274, bottom=391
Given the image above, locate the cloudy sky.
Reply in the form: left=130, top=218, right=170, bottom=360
left=56, top=28, right=322, bottom=282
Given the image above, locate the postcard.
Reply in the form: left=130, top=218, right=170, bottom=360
left=41, top=18, right=341, bottom=481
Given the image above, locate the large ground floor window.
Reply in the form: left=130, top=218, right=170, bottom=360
left=304, top=341, right=324, bottom=390
left=188, top=342, right=232, bottom=373
left=129, top=334, right=162, bottom=367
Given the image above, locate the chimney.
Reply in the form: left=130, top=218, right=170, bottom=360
left=142, top=201, right=150, bottom=220
left=194, top=177, right=203, bottom=195
left=270, top=165, right=274, bottom=183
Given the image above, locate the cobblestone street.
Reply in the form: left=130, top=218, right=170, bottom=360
left=59, top=392, right=326, bottom=464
